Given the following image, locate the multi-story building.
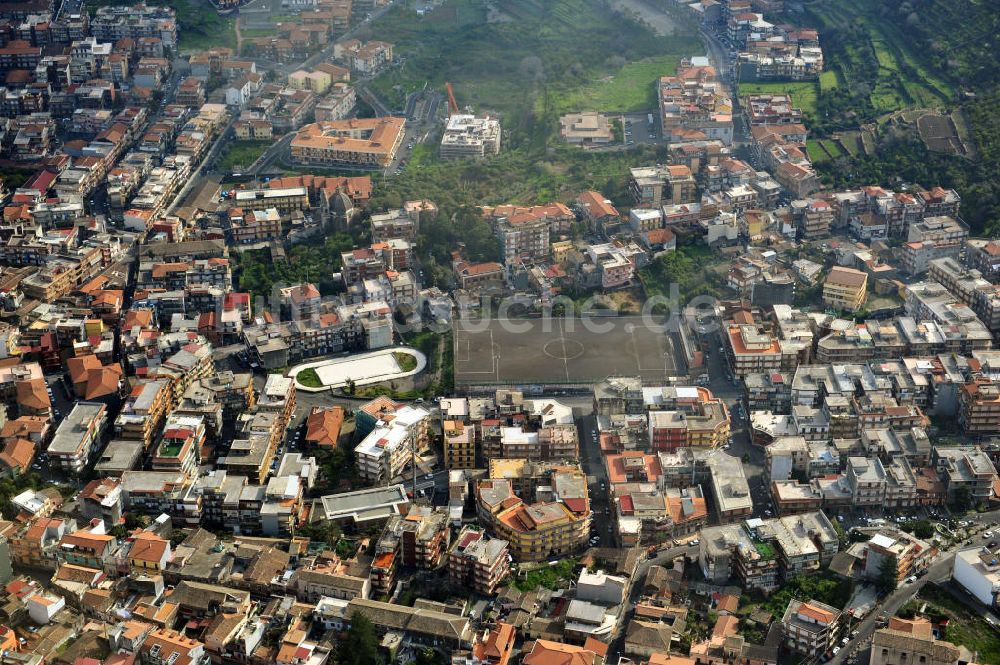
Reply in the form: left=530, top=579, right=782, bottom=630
left=290, top=117, right=405, bottom=169
left=484, top=203, right=574, bottom=264
left=823, top=267, right=867, bottom=312
left=443, top=420, right=476, bottom=469
left=448, top=526, right=510, bottom=595
left=782, top=599, right=841, bottom=658
left=476, top=469, right=590, bottom=562
left=354, top=405, right=430, bottom=483
left=863, top=529, right=935, bottom=586
left=628, top=165, right=698, bottom=208
left=902, top=216, right=969, bottom=275
left=932, top=446, right=997, bottom=504
left=440, top=114, right=502, bottom=159
left=139, top=629, right=208, bottom=665
left=46, top=401, right=107, bottom=474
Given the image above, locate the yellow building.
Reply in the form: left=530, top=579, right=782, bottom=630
left=476, top=472, right=590, bottom=561
left=823, top=266, right=868, bottom=312
left=443, top=420, right=476, bottom=469
left=288, top=69, right=332, bottom=94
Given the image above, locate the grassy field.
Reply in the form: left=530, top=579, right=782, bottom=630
left=365, top=0, right=700, bottom=149
left=297, top=369, right=322, bottom=388
left=819, top=70, right=839, bottom=92
left=738, top=81, right=818, bottom=121
left=218, top=141, right=270, bottom=172
left=545, top=54, right=684, bottom=115
left=806, top=140, right=828, bottom=163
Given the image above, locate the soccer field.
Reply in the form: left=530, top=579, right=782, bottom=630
left=453, top=316, right=677, bottom=386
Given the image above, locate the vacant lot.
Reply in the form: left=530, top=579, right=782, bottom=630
left=453, top=316, right=676, bottom=386
left=366, top=0, right=700, bottom=148
left=218, top=141, right=270, bottom=172
left=547, top=54, right=683, bottom=115
left=917, top=112, right=964, bottom=156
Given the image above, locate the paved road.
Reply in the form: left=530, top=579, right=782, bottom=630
left=605, top=543, right=699, bottom=662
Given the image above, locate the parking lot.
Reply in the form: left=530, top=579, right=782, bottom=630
left=621, top=113, right=661, bottom=147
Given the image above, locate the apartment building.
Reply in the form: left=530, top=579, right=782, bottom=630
left=232, top=187, right=309, bottom=214
left=902, top=215, right=969, bottom=275
left=119, top=471, right=194, bottom=524
left=47, top=401, right=107, bottom=474
left=863, top=530, right=934, bottom=586
left=823, top=267, right=867, bottom=312
left=846, top=456, right=886, bottom=508
left=932, top=446, right=997, bottom=504
left=476, top=470, right=590, bottom=562
left=959, top=378, right=1000, bottom=434
left=782, top=599, right=841, bottom=658
left=724, top=320, right=785, bottom=378
left=377, top=505, right=451, bottom=575
left=628, top=165, right=698, bottom=208
left=440, top=114, right=502, bottom=159
left=448, top=526, right=510, bottom=595
left=658, top=60, right=734, bottom=145
left=290, top=117, right=405, bottom=168
left=486, top=203, right=574, bottom=263
left=114, top=379, right=171, bottom=448
left=443, top=421, right=476, bottom=470
left=354, top=405, right=430, bottom=483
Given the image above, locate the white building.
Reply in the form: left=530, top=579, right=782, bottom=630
left=953, top=546, right=1000, bottom=607
left=440, top=115, right=502, bottom=159
left=27, top=593, right=65, bottom=624
left=354, top=406, right=429, bottom=483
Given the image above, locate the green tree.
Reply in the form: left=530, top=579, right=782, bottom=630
left=951, top=486, right=973, bottom=513
left=906, top=520, right=934, bottom=540
left=876, top=555, right=899, bottom=595
left=336, top=612, right=381, bottom=665
left=414, top=648, right=446, bottom=665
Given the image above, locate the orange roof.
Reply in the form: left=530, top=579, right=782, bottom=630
left=714, top=593, right=739, bottom=614
left=826, top=266, right=867, bottom=288
left=886, top=616, right=933, bottom=639
left=712, top=614, right=739, bottom=639
left=129, top=532, right=169, bottom=563
left=291, top=117, right=405, bottom=157
left=798, top=602, right=837, bottom=624
left=473, top=623, right=515, bottom=665
left=0, top=438, right=34, bottom=472
left=648, top=655, right=696, bottom=665
left=66, top=355, right=102, bottom=385
left=523, top=640, right=599, bottom=665
left=61, top=530, right=115, bottom=552
left=305, top=407, right=344, bottom=447
left=577, top=191, right=619, bottom=219
left=15, top=379, right=49, bottom=411
left=85, top=365, right=123, bottom=400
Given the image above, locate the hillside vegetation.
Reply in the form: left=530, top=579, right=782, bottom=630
left=800, top=0, right=1000, bottom=233
left=364, top=0, right=701, bottom=150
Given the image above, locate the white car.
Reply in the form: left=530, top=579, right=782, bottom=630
left=832, top=647, right=841, bottom=655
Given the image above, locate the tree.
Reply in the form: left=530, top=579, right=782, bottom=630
left=336, top=611, right=380, bottom=665
left=414, top=648, right=446, bottom=665
left=951, top=486, right=973, bottom=513
left=876, top=555, right=899, bottom=595
left=907, top=519, right=934, bottom=540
